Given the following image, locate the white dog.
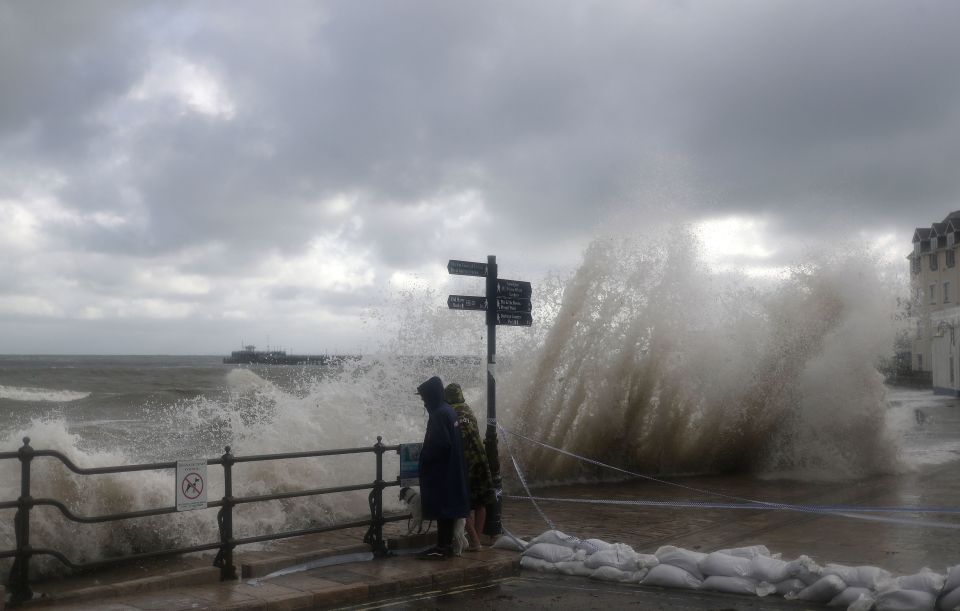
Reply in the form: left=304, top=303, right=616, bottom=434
left=398, top=486, right=427, bottom=534
left=399, top=486, right=468, bottom=556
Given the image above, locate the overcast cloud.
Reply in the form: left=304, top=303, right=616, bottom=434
left=1, top=0, right=958, bottom=353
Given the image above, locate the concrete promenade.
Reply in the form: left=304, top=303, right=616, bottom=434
left=9, top=456, right=960, bottom=609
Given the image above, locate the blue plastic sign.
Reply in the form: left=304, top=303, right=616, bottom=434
left=399, top=443, right=422, bottom=486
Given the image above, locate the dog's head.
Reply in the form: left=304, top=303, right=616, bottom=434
left=398, top=486, right=418, bottom=504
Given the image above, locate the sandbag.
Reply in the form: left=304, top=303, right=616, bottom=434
left=875, top=588, right=937, bottom=611
left=895, top=568, right=946, bottom=595
left=749, top=555, right=793, bottom=583
left=584, top=547, right=639, bottom=572
left=520, top=556, right=559, bottom=573
left=794, top=574, right=847, bottom=603
left=938, top=585, right=960, bottom=611
left=590, top=565, right=646, bottom=583
left=578, top=538, right=612, bottom=555
left=772, top=578, right=807, bottom=597
left=699, top=551, right=751, bottom=578
left=642, top=563, right=703, bottom=590
left=849, top=593, right=877, bottom=611
left=716, top=545, right=772, bottom=559
left=946, top=565, right=960, bottom=593
left=701, top=575, right=764, bottom=596
left=555, top=560, right=594, bottom=578
left=655, top=546, right=707, bottom=580
left=823, top=563, right=891, bottom=590
left=793, top=555, right=823, bottom=585
left=523, top=542, right=577, bottom=563
left=530, top=529, right=582, bottom=550
left=828, top=586, right=872, bottom=607
left=492, top=533, right=528, bottom=551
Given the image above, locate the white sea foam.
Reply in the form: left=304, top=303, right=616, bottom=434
left=0, top=384, right=90, bottom=402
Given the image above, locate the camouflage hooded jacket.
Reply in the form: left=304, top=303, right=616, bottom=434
left=444, top=383, right=496, bottom=506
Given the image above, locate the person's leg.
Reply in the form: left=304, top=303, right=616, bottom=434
left=437, top=518, right=454, bottom=551
left=465, top=509, right=480, bottom=548
left=474, top=504, right=487, bottom=543
left=418, top=518, right=453, bottom=559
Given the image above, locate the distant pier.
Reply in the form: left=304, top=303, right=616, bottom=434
left=222, top=347, right=485, bottom=367
left=222, top=347, right=357, bottom=365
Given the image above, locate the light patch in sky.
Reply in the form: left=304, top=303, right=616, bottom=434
left=0, top=296, right=62, bottom=318
left=0, top=200, right=42, bottom=250
left=269, top=237, right=375, bottom=293
left=129, top=53, right=236, bottom=119
left=696, top=215, right=776, bottom=262
left=863, top=231, right=908, bottom=265
left=134, top=267, right=211, bottom=296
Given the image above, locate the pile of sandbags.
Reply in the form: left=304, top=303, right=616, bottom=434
left=511, top=530, right=960, bottom=610
left=518, top=530, right=658, bottom=583
left=938, top=565, right=960, bottom=611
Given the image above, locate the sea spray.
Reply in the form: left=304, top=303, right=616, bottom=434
left=0, top=230, right=905, bottom=579
left=501, top=230, right=901, bottom=482
left=0, top=352, right=485, bottom=577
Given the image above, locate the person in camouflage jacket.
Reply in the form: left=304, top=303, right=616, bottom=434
left=444, top=383, right=495, bottom=550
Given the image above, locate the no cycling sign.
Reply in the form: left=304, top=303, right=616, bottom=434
left=176, top=459, right=208, bottom=511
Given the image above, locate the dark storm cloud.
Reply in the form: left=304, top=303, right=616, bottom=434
left=3, top=0, right=960, bottom=351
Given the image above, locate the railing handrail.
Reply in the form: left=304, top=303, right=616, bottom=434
left=14, top=443, right=401, bottom=476
left=0, top=436, right=402, bottom=606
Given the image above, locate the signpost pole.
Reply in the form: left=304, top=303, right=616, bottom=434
left=484, top=254, right=503, bottom=537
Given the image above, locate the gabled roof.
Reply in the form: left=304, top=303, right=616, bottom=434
left=913, top=228, right=932, bottom=242
left=946, top=218, right=960, bottom=232
left=931, top=222, right=948, bottom=236
left=944, top=210, right=960, bottom=222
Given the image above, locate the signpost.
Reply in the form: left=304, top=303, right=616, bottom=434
left=447, top=256, right=533, bottom=537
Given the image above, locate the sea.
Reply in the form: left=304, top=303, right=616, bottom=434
left=3, top=233, right=960, bottom=576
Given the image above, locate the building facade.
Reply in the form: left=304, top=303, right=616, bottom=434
left=909, top=211, right=960, bottom=395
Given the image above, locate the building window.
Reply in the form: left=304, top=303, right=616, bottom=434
left=930, top=252, right=939, bottom=270
left=946, top=282, right=952, bottom=303
left=950, top=233, right=956, bottom=248
left=918, top=354, right=923, bottom=371
left=952, top=357, right=955, bottom=385
left=948, top=250, right=956, bottom=268
left=912, top=257, right=922, bottom=274
left=930, top=284, right=937, bottom=304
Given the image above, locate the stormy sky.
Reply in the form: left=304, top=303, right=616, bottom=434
left=2, top=1, right=958, bottom=354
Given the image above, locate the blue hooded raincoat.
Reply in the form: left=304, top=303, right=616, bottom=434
left=416, top=376, right=470, bottom=520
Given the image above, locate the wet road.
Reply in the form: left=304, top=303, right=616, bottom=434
left=353, top=574, right=814, bottom=610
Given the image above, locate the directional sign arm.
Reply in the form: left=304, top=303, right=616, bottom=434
left=448, top=259, right=488, bottom=277
left=448, top=295, right=487, bottom=311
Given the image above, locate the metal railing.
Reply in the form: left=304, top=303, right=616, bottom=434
left=1, top=436, right=404, bottom=606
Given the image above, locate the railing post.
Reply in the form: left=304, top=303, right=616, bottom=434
left=213, top=446, right=237, bottom=580
left=9, top=437, right=35, bottom=604
left=364, top=436, right=389, bottom=557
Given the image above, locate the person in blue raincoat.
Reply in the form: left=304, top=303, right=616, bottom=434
left=416, top=375, right=470, bottom=559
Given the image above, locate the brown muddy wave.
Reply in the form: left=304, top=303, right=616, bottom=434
left=501, top=231, right=900, bottom=484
